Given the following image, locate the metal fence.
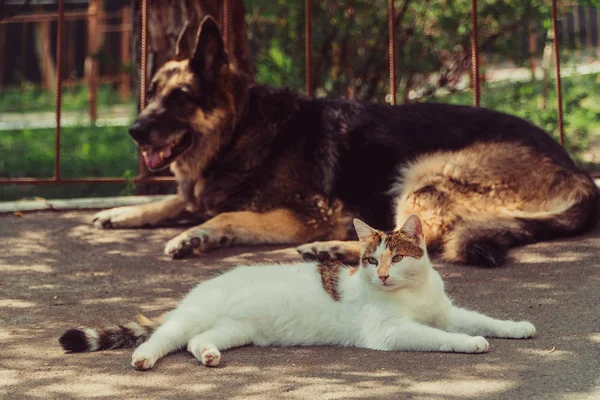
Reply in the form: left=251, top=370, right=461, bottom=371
left=0, top=0, right=586, bottom=187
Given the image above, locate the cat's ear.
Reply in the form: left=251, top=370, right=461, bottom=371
left=353, top=218, right=377, bottom=239
left=400, top=214, right=424, bottom=243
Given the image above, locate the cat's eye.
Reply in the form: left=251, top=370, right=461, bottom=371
left=392, top=254, right=403, bottom=263
left=365, top=257, right=378, bottom=265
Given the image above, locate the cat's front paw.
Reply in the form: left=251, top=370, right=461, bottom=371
left=188, top=343, right=221, bottom=367
left=502, top=321, right=536, bottom=339
left=442, top=335, right=490, bottom=353
left=131, top=344, right=159, bottom=370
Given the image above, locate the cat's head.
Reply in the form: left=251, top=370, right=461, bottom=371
left=353, top=215, right=429, bottom=291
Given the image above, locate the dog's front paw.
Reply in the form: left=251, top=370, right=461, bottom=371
left=297, top=241, right=359, bottom=264
left=93, top=206, right=145, bottom=229
left=164, top=229, right=218, bottom=258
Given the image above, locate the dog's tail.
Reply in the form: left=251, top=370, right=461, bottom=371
left=444, top=184, right=600, bottom=267
left=59, top=314, right=163, bottom=353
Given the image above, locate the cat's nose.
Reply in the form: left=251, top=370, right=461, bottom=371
left=379, top=275, right=389, bottom=282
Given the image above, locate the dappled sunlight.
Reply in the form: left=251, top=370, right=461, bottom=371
left=1, top=211, right=599, bottom=399
left=3, top=239, right=59, bottom=258
left=0, top=299, right=37, bottom=308
left=408, top=378, right=516, bottom=397
left=587, top=333, right=600, bottom=344
left=80, top=297, right=127, bottom=305
left=29, top=284, right=57, bottom=290
left=0, top=369, right=20, bottom=388
left=1, top=264, right=54, bottom=273
left=516, top=252, right=584, bottom=264
left=519, top=282, right=555, bottom=289
left=518, top=348, right=574, bottom=358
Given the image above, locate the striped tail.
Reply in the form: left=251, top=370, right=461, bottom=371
left=59, top=314, right=162, bottom=353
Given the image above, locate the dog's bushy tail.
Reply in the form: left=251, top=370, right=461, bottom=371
left=59, top=314, right=162, bottom=353
left=444, top=187, right=600, bottom=267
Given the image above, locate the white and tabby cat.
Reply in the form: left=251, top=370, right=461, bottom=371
left=59, top=215, right=536, bottom=369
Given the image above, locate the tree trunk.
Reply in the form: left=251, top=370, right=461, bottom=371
left=34, top=20, right=56, bottom=95
left=132, top=0, right=253, bottom=106
left=131, top=0, right=254, bottom=194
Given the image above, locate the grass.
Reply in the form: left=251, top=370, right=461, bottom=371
left=0, top=125, right=139, bottom=201
left=0, top=82, right=134, bottom=113
left=0, top=73, right=598, bottom=202
left=430, top=73, right=600, bottom=164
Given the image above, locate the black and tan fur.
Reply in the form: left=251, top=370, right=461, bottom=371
left=93, top=16, right=599, bottom=267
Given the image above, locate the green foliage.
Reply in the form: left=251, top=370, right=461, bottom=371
left=429, top=73, right=600, bottom=162
left=0, top=125, right=139, bottom=201
left=245, top=0, right=557, bottom=102
left=0, top=83, right=133, bottom=113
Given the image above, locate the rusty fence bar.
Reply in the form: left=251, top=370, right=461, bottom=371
left=471, top=0, right=480, bottom=107
left=0, top=177, right=177, bottom=185
left=551, top=0, right=565, bottom=146
left=223, top=0, right=229, bottom=46
left=138, top=0, right=149, bottom=177
left=0, top=2, right=594, bottom=187
left=388, top=0, right=396, bottom=105
left=305, top=0, right=312, bottom=96
left=0, top=10, right=88, bottom=24
left=54, top=0, right=64, bottom=180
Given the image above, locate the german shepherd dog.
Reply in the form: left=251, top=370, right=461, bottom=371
left=93, top=16, right=599, bottom=267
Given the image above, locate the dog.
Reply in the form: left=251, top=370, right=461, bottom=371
left=93, top=16, right=599, bottom=267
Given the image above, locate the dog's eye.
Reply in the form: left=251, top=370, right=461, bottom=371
left=146, top=81, right=158, bottom=99
left=170, top=87, right=192, bottom=98
left=364, top=257, right=378, bottom=266
left=392, top=254, right=403, bottom=263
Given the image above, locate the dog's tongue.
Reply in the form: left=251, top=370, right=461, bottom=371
left=142, top=146, right=172, bottom=169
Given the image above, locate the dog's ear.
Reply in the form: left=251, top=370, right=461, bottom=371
left=190, top=16, right=228, bottom=82
left=175, top=21, right=192, bottom=60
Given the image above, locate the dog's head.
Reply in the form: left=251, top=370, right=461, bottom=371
left=130, top=16, right=246, bottom=171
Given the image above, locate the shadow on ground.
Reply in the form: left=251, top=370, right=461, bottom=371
left=1, top=211, right=599, bottom=399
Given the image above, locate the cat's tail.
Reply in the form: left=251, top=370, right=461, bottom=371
left=59, top=314, right=163, bottom=353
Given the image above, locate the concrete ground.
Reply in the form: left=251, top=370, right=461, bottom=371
left=1, top=210, right=599, bottom=399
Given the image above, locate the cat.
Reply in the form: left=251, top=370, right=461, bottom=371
left=59, top=215, right=536, bottom=369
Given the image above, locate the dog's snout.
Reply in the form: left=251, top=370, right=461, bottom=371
left=128, top=121, right=149, bottom=143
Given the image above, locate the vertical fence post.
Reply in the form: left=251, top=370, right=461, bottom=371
left=597, top=8, right=600, bottom=59
left=139, top=0, right=149, bottom=176
left=86, top=0, right=100, bottom=124
left=470, top=0, right=480, bottom=107
left=388, top=0, right=396, bottom=105
left=222, top=0, right=229, bottom=47
left=551, top=0, right=565, bottom=147
left=0, top=25, right=4, bottom=87
left=55, top=0, right=64, bottom=181
left=120, top=5, right=131, bottom=101
left=305, top=0, right=313, bottom=96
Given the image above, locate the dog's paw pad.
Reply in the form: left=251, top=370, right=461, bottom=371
left=164, top=231, right=211, bottom=258
left=297, top=242, right=352, bottom=263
